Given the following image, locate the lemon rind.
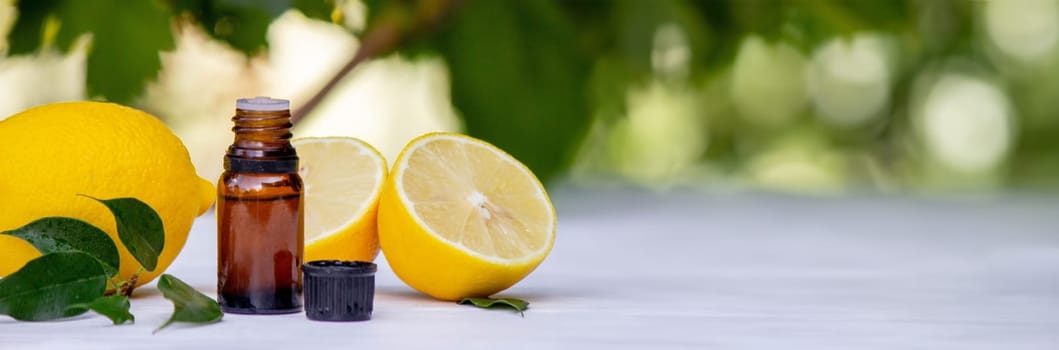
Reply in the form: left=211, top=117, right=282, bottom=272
left=293, top=137, right=388, bottom=245
left=392, top=132, right=556, bottom=266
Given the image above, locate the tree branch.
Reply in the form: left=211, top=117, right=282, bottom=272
left=291, top=0, right=463, bottom=125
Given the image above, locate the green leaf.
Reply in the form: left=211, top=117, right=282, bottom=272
left=458, top=297, right=529, bottom=316
left=293, top=0, right=335, bottom=22
left=84, top=295, right=134, bottom=325
left=7, top=0, right=60, bottom=54
left=7, top=0, right=175, bottom=102
left=52, top=0, right=174, bottom=103
left=84, top=196, right=165, bottom=272
left=171, top=0, right=334, bottom=55
left=77, top=295, right=134, bottom=325
left=0, top=252, right=107, bottom=321
left=155, top=274, right=222, bottom=333
left=432, top=0, right=591, bottom=185
left=194, top=0, right=279, bottom=54
left=1, top=217, right=120, bottom=278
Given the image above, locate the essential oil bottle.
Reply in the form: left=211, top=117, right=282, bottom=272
left=217, top=97, right=304, bottom=314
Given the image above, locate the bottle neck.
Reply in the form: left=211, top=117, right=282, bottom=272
left=225, top=108, right=298, bottom=173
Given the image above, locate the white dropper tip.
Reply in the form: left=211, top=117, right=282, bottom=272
left=236, top=96, right=290, bottom=111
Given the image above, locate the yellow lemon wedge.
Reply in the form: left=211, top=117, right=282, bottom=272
left=293, top=137, right=387, bottom=263
left=378, top=132, right=556, bottom=300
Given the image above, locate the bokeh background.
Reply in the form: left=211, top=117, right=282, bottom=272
left=1, top=0, right=1057, bottom=195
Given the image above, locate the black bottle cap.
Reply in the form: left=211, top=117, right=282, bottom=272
left=302, top=260, right=377, bottom=322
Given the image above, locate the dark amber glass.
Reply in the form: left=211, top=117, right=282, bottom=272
left=217, top=97, right=304, bottom=314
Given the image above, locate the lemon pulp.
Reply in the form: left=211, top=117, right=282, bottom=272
left=379, top=132, right=556, bottom=300
left=294, top=137, right=387, bottom=262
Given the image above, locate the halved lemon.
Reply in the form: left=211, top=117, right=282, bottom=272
left=378, top=132, right=556, bottom=300
left=293, top=137, right=387, bottom=263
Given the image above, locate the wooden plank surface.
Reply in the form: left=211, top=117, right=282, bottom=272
left=2, top=189, right=1057, bottom=349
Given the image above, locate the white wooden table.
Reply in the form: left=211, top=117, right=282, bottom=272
left=2, top=189, right=1058, bottom=349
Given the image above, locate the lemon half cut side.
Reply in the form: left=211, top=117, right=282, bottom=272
left=378, top=132, right=556, bottom=300
left=293, top=137, right=387, bottom=263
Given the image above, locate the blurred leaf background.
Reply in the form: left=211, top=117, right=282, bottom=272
left=1, top=0, right=1057, bottom=194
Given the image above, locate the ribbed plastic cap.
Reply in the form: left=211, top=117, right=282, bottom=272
left=302, top=260, right=377, bottom=322
left=236, top=96, right=290, bottom=111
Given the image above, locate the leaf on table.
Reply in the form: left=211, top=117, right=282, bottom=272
left=2, top=217, right=121, bottom=277
left=0, top=252, right=107, bottom=321
left=430, top=0, right=592, bottom=185
left=84, top=196, right=165, bottom=272
left=155, top=274, right=222, bottom=333
left=458, top=297, right=530, bottom=316
left=76, top=295, right=134, bottom=325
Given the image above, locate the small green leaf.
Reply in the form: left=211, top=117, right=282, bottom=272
left=0, top=252, right=107, bottom=321
left=76, top=295, right=134, bottom=325
left=459, top=297, right=529, bottom=316
left=155, top=274, right=222, bottom=333
left=84, top=196, right=165, bottom=272
left=2, top=217, right=120, bottom=277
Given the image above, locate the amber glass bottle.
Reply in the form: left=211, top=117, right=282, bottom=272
left=217, top=97, right=304, bottom=314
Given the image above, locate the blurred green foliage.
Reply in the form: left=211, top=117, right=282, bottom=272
left=9, top=0, right=176, bottom=102
left=8, top=0, right=333, bottom=102
left=425, top=1, right=591, bottom=186
left=7, top=0, right=1059, bottom=191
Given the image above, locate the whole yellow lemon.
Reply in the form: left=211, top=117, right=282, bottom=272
left=0, top=101, right=214, bottom=287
